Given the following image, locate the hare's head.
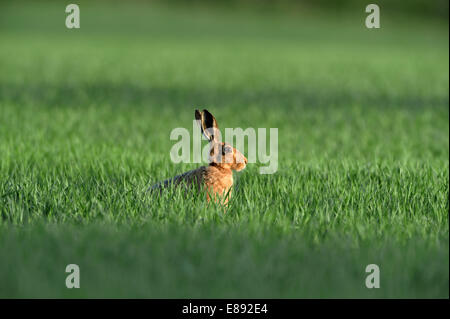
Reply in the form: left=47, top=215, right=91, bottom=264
left=195, top=109, right=247, bottom=171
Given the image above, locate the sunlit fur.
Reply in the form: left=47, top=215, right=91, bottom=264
left=150, top=110, right=247, bottom=205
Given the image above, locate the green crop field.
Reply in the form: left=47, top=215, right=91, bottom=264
left=0, top=1, right=448, bottom=298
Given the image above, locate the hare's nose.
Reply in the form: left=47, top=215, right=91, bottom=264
left=244, top=157, right=248, bottom=164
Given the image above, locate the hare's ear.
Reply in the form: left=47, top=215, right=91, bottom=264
left=195, top=109, right=203, bottom=126
left=195, top=109, right=220, bottom=142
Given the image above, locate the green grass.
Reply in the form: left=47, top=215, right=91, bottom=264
left=0, top=1, right=448, bottom=298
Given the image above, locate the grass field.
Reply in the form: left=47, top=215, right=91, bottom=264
left=0, top=1, right=448, bottom=298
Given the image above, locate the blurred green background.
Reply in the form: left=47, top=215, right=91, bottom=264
left=0, top=0, right=448, bottom=298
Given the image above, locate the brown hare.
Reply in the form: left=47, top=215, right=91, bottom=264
left=150, top=109, right=247, bottom=204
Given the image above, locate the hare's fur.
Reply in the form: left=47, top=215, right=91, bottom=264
left=150, top=109, right=247, bottom=204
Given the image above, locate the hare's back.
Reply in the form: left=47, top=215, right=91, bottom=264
left=149, top=166, right=207, bottom=192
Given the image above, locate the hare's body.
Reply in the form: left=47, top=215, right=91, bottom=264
left=151, top=164, right=234, bottom=203
left=152, top=167, right=206, bottom=191
left=150, top=109, right=247, bottom=204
